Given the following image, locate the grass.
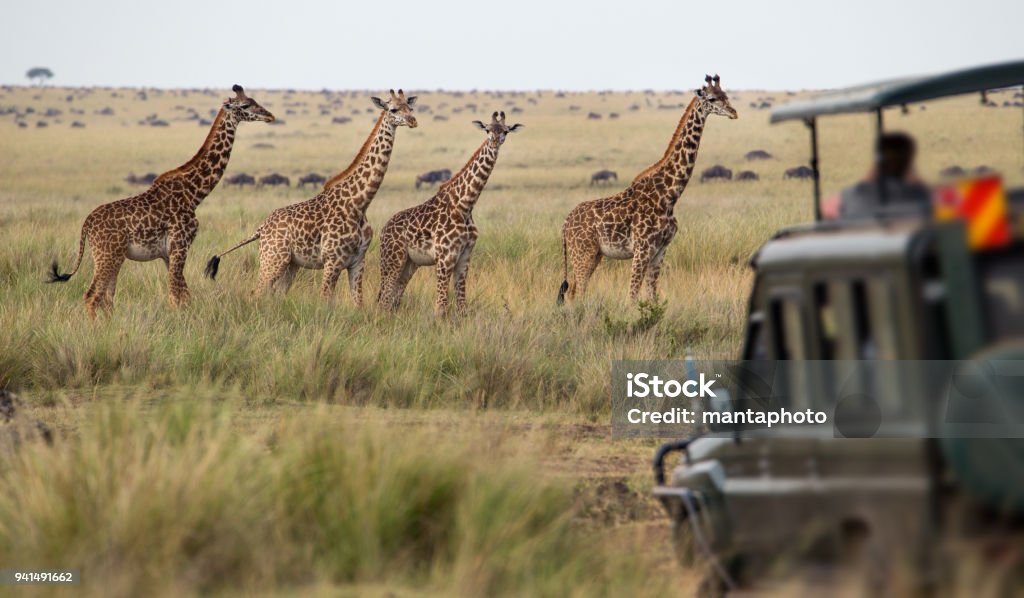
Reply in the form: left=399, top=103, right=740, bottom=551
left=1, top=84, right=1022, bottom=595
left=2, top=88, right=1020, bottom=411
left=0, top=395, right=672, bottom=597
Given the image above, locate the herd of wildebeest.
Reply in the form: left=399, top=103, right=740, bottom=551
left=124, top=160, right=999, bottom=191
left=5, top=84, right=1021, bottom=190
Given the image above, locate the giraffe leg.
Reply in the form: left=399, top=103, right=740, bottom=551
left=347, top=255, right=366, bottom=307
left=567, top=243, right=602, bottom=303
left=453, top=243, right=475, bottom=315
left=274, top=263, right=299, bottom=294
left=628, top=246, right=653, bottom=302
left=433, top=253, right=458, bottom=317
left=167, top=245, right=191, bottom=307
left=101, top=256, right=125, bottom=311
left=255, top=248, right=292, bottom=295
left=645, top=245, right=668, bottom=301
left=319, top=257, right=344, bottom=302
left=377, top=244, right=413, bottom=311
left=83, top=244, right=107, bottom=319
left=389, top=260, right=418, bottom=311
left=84, top=278, right=99, bottom=319
left=84, top=275, right=102, bottom=320
left=85, top=249, right=123, bottom=318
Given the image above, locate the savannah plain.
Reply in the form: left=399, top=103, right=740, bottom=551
left=1, top=83, right=1022, bottom=596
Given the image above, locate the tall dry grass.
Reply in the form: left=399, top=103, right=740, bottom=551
left=2, top=84, right=1021, bottom=596
left=3, top=86, right=1021, bottom=413
left=0, top=396, right=671, bottom=597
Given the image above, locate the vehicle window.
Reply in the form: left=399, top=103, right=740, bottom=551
left=827, top=281, right=859, bottom=359
left=818, top=277, right=898, bottom=360
left=814, top=283, right=836, bottom=359
left=769, top=294, right=810, bottom=410
left=769, top=299, right=788, bottom=360
left=770, top=296, right=806, bottom=360
left=919, top=251, right=952, bottom=359
left=978, top=248, right=1024, bottom=339
left=744, top=312, right=768, bottom=361
left=851, top=281, right=875, bottom=359
left=866, top=279, right=899, bottom=359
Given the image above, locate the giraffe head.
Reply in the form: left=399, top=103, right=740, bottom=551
left=695, top=74, right=737, bottom=119
left=472, top=111, right=523, bottom=147
left=223, top=84, right=275, bottom=123
left=371, top=89, right=419, bottom=128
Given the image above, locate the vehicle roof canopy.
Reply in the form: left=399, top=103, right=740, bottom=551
left=753, top=226, right=919, bottom=271
left=771, top=60, right=1024, bottom=123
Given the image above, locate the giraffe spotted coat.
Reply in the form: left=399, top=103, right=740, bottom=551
left=49, top=85, right=274, bottom=318
left=558, top=75, right=737, bottom=304
left=377, top=111, right=522, bottom=316
left=206, top=90, right=417, bottom=304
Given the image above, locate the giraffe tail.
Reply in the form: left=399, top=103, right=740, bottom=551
left=47, top=224, right=87, bottom=283
left=556, top=234, right=569, bottom=306
left=205, top=232, right=260, bottom=281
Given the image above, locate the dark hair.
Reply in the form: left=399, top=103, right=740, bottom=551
left=877, top=132, right=916, bottom=178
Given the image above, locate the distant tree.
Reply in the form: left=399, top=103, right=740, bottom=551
left=26, top=67, right=54, bottom=85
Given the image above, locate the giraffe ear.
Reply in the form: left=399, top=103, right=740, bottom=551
left=508, top=123, right=524, bottom=133
left=472, top=120, right=487, bottom=131
left=406, top=95, right=418, bottom=107
left=371, top=96, right=388, bottom=110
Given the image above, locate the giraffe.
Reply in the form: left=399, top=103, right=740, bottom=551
left=205, top=90, right=417, bottom=304
left=377, top=111, right=522, bottom=316
left=557, top=75, right=737, bottom=304
left=48, top=85, right=274, bottom=318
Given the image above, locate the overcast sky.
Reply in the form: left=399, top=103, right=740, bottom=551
left=1, top=0, right=1021, bottom=91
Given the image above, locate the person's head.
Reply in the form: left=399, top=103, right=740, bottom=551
left=877, top=132, right=916, bottom=178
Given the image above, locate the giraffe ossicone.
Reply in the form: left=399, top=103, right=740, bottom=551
left=377, top=110, right=523, bottom=316
left=205, top=89, right=417, bottom=304
left=558, top=75, right=737, bottom=305
left=48, top=84, right=274, bottom=318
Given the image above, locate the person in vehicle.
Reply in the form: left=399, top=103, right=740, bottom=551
left=822, top=132, right=932, bottom=219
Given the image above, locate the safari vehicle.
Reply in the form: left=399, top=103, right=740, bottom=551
left=652, top=61, right=1024, bottom=593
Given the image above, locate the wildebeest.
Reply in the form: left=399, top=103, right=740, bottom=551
left=258, top=173, right=290, bottom=187
left=745, top=149, right=773, bottom=161
left=939, top=165, right=965, bottom=178
left=590, top=169, right=618, bottom=185
left=298, top=172, right=327, bottom=188
left=587, top=112, right=601, bottom=119
left=973, top=165, right=994, bottom=175
left=225, top=173, right=256, bottom=186
left=700, top=164, right=733, bottom=182
left=124, top=172, right=158, bottom=185
left=784, top=165, right=814, bottom=179
left=415, top=168, right=453, bottom=189
left=736, top=170, right=759, bottom=181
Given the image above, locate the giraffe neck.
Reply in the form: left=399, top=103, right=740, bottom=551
left=155, top=108, right=238, bottom=210
left=438, top=140, right=500, bottom=214
left=323, top=112, right=397, bottom=212
left=632, top=97, right=708, bottom=209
